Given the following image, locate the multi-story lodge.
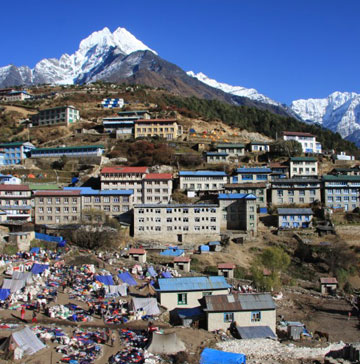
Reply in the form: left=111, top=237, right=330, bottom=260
left=31, top=106, right=80, bottom=127
left=34, top=190, right=81, bottom=225
left=224, top=183, right=267, bottom=211
left=133, top=203, right=220, bottom=243
left=0, top=142, right=35, bottom=165
left=322, top=175, right=360, bottom=211
left=142, top=173, right=173, bottom=204
left=218, top=193, right=257, bottom=233
left=100, top=166, right=149, bottom=204
left=270, top=178, right=321, bottom=205
left=282, top=131, right=322, bottom=154
left=0, top=185, right=32, bottom=222
left=269, top=162, right=289, bottom=179
left=205, top=152, right=229, bottom=164
left=134, top=119, right=182, bottom=140
left=230, top=167, right=272, bottom=184
left=277, top=208, right=313, bottom=229
left=216, top=143, right=245, bottom=156
left=179, top=171, right=228, bottom=194
left=3, top=90, right=31, bottom=102
left=289, top=157, right=318, bottom=178
left=30, top=145, right=104, bottom=158
left=34, top=188, right=134, bottom=224
left=247, top=141, right=270, bottom=153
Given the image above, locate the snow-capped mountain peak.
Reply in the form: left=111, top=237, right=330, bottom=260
left=187, top=71, right=280, bottom=106
left=0, top=26, right=157, bottom=87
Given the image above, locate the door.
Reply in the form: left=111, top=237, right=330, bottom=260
left=177, top=234, right=182, bottom=243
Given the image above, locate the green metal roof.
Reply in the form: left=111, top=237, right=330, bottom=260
left=323, top=175, right=360, bottom=181
left=0, top=142, right=26, bottom=147
left=290, top=157, right=317, bottom=162
left=32, top=145, right=105, bottom=152
left=29, top=183, right=61, bottom=190
left=216, top=143, right=245, bottom=148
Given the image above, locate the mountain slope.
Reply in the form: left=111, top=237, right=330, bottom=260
left=291, top=92, right=360, bottom=146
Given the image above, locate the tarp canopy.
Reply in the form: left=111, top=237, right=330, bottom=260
left=31, top=263, right=49, bottom=275
left=11, top=327, right=45, bottom=356
left=176, top=306, right=203, bottom=319
left=95, top=275, right=114, bottom=286
left=147, top=332, right=186, bottom=354
left=0, top=289, right=10, bottom=300
left=147, top=266, right=157, bottom=277
left=161, top=271, right=172, bottom=278
left=2, top=279, right=25, bottom=293
left=107, top=284, right=127, bottom=297
left=236, top=326, right=276, bottom=340
left=12, top=272, right=33, bottom=284
left=118, top=272, right=137, bottom=286
left=200, top=348, right=246, bottom=364
left=30, top=247, right=40, bottom=254
left=131, top=297, right=160, bottom=316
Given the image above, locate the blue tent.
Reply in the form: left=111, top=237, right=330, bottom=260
left=147, top=266, right=157, bottom=277
left=95, top=275, right=114, bottom=286
left=161, top=271, right=172, bottom=278
left=118, top=272, right=137, bottom=286
left=200, top=348, right=246, bottom=364
left=31, top=263, right=49, bottom=275
left=0, top=289, right=10, bottom=301
left=30, top=247, right=40, bottom=254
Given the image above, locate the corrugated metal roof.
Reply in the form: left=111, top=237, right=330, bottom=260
left=283, top=131, right=315, bottom=137
left=225, top=182, right=266, bottom=188
left=179, top=170, right=227, bottom=177
left=290, top=157, right=317, bottom=162
left=320, top=277, right=338, bottom=284
left=174, top=256, right=191, bottom=263
left=206, top=152, right=229, bottom=156
left=101, top=166, right=149, bottom=174
left=129, top=248, right=146, bottom=255
left=218, top=193, right=257, bottom=200
left=323, top=175, right=360, bottom=181
left=158, top=276, right=230, bottom=292
left=277, top=208, right=313, bottom=215
left=208, top=241, right=220, bottom=246
left=236, top=326, right=276, bottom=339
left=204, top=293, right=275, bottom=312
left=218, top=263, right=236, bottom=269
left=134, top=203, right=217, bottom=208
left=32, top=145, right=104, bottom=152
left=236, top=167, right=272, bottom=173
left=144, top=173, right=172, bottom=180
left=0, top=184, right=29, bottom=191
left=216, top=143, right=245, bottom=148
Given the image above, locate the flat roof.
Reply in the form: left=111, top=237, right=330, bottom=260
left=101, top=166, right=148, bottom=174
left=290, top=157, right=317, bottom=162
left=157, top=276, right=230, bottom=292
left=216, top=143, right=245, bottom=148
left=277, top=208, right=313, bottom=215
left=144, top=173, right=172, bottom=180
left=283, top=131, right=315, bottom=137
left=179, top=170, right=227, bottom=177
left=323, top=175, right=360, bottom=182
left=32, top=145, right=104, bottom=152
left=236, top=167, right=272, bottom=173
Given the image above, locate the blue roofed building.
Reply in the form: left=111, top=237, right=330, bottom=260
left=30, top=145, right=104, bottom=158
left=218, top=193, right=257, bottom=233
left=156, top=276, right=231, bottom=310
left=179, top=170, right=228, bottom=195
left=0, top=142, right=35, bottom=166
left=231, top=167, right=272, bottom=184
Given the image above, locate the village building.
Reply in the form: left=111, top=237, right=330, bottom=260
left=322, top=175, right=360, bottom=211
left=203, top=293, right=276, bottom=334
left=134, top=119, right=182, bottom=140
left=30, top=145, right=104, bottom=158
left=282, top=131, right=322, bottom=154
left=34, top=190, right=81, bottom=225
left=0, top=185, right=32, bottom=222
left=3, top=90, right=31, bottom=102
left=230, top=167, right=272, bottom=184
left=205, top=152, right=229, bottom=164
left=102, top=111, right=149, bottom=136
left=217, top=263, right=236, bottom=278
left=330, top=167, right=360, bottom=176
left=8, top=231, right=35, bottom=251
left=31, top=105, right=80, bottom=127
left=208, top=241, right=222, bottom=252
left=289, top=157, right=318, bottom=178
left=270, top=178, right=321, bottom=205
left=100, top=166, right=149, bottom=204
left=128, top=248, right=147, bottom=263
left=216, top=143, right=245, bottom=156
left=319, top=277, right=338, bottom=295
left=218, top=193, right=257, bottom=233
left=277, top=208, right=313, bottom=228
left=142, top=173, right=173, bottom=204
left=269, top=162, right=289, bottom=179
left=156, top=276, right=231, bottom=310
left=0, top=142, right=35, bottom=165
left=179, top=171, right=227, bottom=195
left=247, top=141, right=270, bottom=153
left=133, top=203, right=220, bottom=244
left=224, top=182, right=267, bottom=212
left=101, top=98, right=124, bottom=108
left=0, top=174, right=22, bottom=185
left=173, top=256, right=191, bottom=272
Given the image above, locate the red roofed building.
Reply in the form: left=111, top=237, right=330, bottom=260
left=217, top=263, right=236, bottom=278
left=101, top=167, right=173, bottom=204
left=173, top=256, right=191, bottom=272
left=0, top=185, right=32, bottom=222
left=128, top=248, right=147, bottom=263
left=134, top=119, right=183, bottom=140
left=320, top=277, right=338, bottom=295
left=282, top=131, right=322, bottom=154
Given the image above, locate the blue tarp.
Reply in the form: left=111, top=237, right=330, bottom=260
left=147, top=266, right=157, bottom=277
left=199, top=245, right=210, bottom=251
left=30, top=247, right=40, bottom=254
left=35, top=233, right=66, bottom=246
left=161, top=271, right=172, bottom=278
left=176, top=306, right=203, bottom=318
left=95, top=275, right=114, bottom=286
left=0, top=289, right=10, bottom=301
left=31, top=263, right=49, bottom=275
left=118, top=272, right=137, bottom=286
left=160, top=248, right=184, bottom=257
left=200, top=348, right=246, bottom=364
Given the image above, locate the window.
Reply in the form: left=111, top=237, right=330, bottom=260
left=177, top=293, right=187, bottom=305
left=251, top=311, right=261, bottom=322
left=72, top=207, right=77, bottom=212
left=64, top=198, right=69, bottom=204
left=47, top=198, right=52, bottom=204
left=202, top=291, right=212, bottom=297
left=47, top=207, right=52, bottom=213
left=224, top=312, right=234, bottom=322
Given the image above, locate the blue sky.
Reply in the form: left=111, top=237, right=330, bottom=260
left=2, top=0, right=360, bottom=104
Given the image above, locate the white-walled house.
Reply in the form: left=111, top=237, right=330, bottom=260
left=282, top=131, right=322, bottom=154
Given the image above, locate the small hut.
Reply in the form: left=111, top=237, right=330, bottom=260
left=217, top=263, right=236, bottom=278
left=129, top=248, right=147, bottom=263
left=174, top=256, right=191, bottom=272
left=320, top=277, right=338, bottom=295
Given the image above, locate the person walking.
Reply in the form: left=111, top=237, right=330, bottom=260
left=32, top=311, right=37, bottom=323
left=110, top=332, right=116, bottom=347
left=20, top=307, right=25, bottom=320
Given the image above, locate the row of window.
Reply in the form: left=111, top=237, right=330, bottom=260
left=182, top=183, right=225, bottom=189
left=277, top=197, right=314, bottom=203
left=38, top=197, right=78, bottom=204
left=282, top=215, right=310, bottom=221
left=138, top=225, right=217, bottom=232
left=137, top=207, right=217, bottom=214
left=37, top=215, right=78, bottom=222
left=138, top=216, right=217, bottom=223
left=136, top=127, right=175, bottom=132
left=327, top=196, right=357, bottom=202
left=181, top=177, right=226, bottom=181
left=327, top=189, right=358, bottom=194
left=83, top=196, right=129, bottom=203
left=241, top=175, right=268, bottom=180
left=277, top=190, right=317, bottom=196
left=38, top=207, right=77, bottom=213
